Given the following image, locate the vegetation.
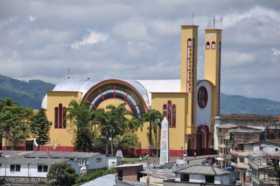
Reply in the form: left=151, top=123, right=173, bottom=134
left=47, top=162, right=77, bottom=186
left=143, top=109, right=163, bottom=156
left=0, top=98, right=52, bottom=150
left=0, top=98, right=33, bottom=149
left=94, top=104, right=142, bottom=155
left=31, top=109, right=52, bottom=148
left=68, top=100, right=95, bottom=152
left=117, top=132, right=139, bottom=150
left=75, top=168, right=116, bottom=185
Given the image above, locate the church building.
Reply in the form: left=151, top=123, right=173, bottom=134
left=41, top=25, right=222, bottom=157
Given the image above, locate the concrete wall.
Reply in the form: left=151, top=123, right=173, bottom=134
left=214, top=175, right=231, bottom=185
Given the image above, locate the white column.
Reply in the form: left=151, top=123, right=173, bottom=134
left=160, top=117, right=169, bottom=165
left=214, top=115, right=221, bottom=151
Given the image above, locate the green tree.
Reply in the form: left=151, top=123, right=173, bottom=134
left=94, top=104, right=141, bottom=155
left=143, top=109, right=163, bottom=156
left=68, top=100, right=94, bottom=152
left=47, top=162, right=77, bottom=186
left=31, top=109, right=51, bottom=148
left=0, top=98, right=32, bottom=149
left=117, top=132, right=139, bottom=150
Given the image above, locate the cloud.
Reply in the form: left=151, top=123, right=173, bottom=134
left=223, top=51, right=256, bottom=67
left=221, top=6, right=279, bottom=28
left=28, top=16, right=36, bottom=22
left=70, top=31, right=108, bottom=49
left=113, top=20, right=149, bottom=41
left=272, top=48, right=280, bottom=57
left=0, top=0, right=280, bottom=101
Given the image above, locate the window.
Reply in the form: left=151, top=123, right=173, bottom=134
left=211, top=41, right=216, bottom=49
left=205, top=175, right=215, bottom=183
left=187, top=38, right=192, bottom=47
left=206, top=41, right=210, bottom=49
left=197, top=86, right=208, bottom=108
left=38, top=165, right=48, bottom=172
left=163, top=100, right=176, bottom=128
left=181, top=174, right=189, bottom=182
left=54, top=103, right=66, bottom=128
left=96, top=157, right=102, bottom=163
left=10, top=164, right=21, bottom=172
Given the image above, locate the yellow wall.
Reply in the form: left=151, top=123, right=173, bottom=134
left=180, top=25, right=198, bottom=135
left=46, top=91, right=82, bottom=148
left=151, top=93, right=188, bottom=150
left=204, top=29, right=222, bottom=130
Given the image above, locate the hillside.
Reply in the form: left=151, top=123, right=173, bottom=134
left=0, top=75, right=54, bottom=108
left=0, top=75, right=279, bottom=115
left=221, top=93, right=280, bottom=115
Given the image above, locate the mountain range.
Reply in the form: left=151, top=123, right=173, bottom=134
left=0, top=74, right=279, bottom=116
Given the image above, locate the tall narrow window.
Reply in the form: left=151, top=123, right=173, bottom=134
left=163, top=100, right=176, bottom=128
left=54, top=104, right=66, bottom=128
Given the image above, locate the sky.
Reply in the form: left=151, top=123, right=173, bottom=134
left=0, top=0, right=280, bottom=101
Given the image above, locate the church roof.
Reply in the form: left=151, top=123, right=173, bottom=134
left=41, top=78, right=181, bottom=109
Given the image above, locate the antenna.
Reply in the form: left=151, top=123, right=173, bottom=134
left=207, top=18, right=212, bottom=28
left=66, top=68, right=71, bottom=79
left=191, top=12, right=195, bottom=25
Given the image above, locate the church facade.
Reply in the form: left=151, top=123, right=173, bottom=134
left=41, top=25, right=222, bottom=157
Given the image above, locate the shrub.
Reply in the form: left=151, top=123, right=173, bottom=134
left=75, top=168, right=116, bottom=185
left=47, top=162, right=77, bottom=186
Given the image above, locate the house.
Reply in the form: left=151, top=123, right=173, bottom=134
left=249, top=143, right=280, bottom=186
left=116, top=164, right=143, bottom=183
left=164, top=165, right=234, bottom=186
left=0, top=151, right=115, bottom=185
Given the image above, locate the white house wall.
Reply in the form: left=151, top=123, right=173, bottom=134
left=29, top=164, right=48, bottom=178
left=189, top=174, right=205, bottom=183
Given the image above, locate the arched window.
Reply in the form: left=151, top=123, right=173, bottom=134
left=205, top=41, right=210, bottom=49
left=187, top=38, right=192, bottom=47
left=211, top=41, right=216, bottom=49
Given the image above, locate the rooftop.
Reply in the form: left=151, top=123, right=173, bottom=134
left=0, top=151, right=103, bottom=160
left=220, top=114, right=279, bottom=124
left=176, top=165, right=230, bottom=176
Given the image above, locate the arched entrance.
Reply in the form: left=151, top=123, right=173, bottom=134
left=82, top=79, right=148, bottom=117
left=196, top=125, right=210, bottom=155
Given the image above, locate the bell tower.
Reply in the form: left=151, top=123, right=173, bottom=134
left=180, top=25, right=198, bottom=135
left=204, top=28, right=222, bottom=130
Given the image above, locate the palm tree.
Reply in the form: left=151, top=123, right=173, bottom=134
left=68, top=100, right=95, bottom=152
left=143, top=109, right=163, bottom=156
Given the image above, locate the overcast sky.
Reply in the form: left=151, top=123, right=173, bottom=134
left=0, top=0, right=280, bottom=101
